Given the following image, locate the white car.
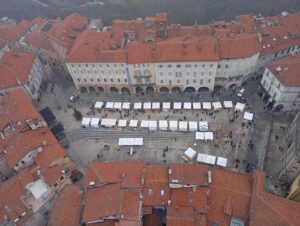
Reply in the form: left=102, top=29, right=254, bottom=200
left=237, top=88, right=245, bottom=97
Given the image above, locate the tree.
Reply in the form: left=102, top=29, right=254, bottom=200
left=73, top=108, right=82, bottom=121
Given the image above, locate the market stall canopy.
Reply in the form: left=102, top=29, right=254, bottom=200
left=152, top=102, right=160, bottom=110
left=184, top=147, right=197, bottom=160
left=90, top=118, right=100, bottom=128
left=118, top=119, right=127, bottom=127
left=169, top=120, right=178, bottom=131
left=183, top=102, right=192, bottom=110
left=203, top=102, right=212, bottom=110
left=244, top=112, right=254, bottom=121
left=101, top=118, right=117, bottom=127
left=223, top=101, right=233, bottom=108
left=122, top=102, right=131, bottom=110
left=105, top=102, right=114, bottom=109
left=235, top=102, right=245, bottom=112
left=134, top=102, right=142, bottom=109
left=129, top=120, right=138, bottom=128
left=193, top=102, right=201, bottom=110
left=94, top=102, right=104, bottom=109
left=216, top=157, right=228, bottom=167
left=173, top=102, right=182, bottom=110
left=118, top=138, right=144, bottom=146
left=189, top=121, right=198, bottom=132
left=159, top=120, right=168, bottom=131
left=196, top=153, right=216, bottom=165
left=212, top=102, right=222, bottom=110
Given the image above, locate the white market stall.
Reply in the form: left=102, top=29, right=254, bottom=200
left=204, top=132, right=214, bottom=141
left=212, top=102, right=222, bottom=110
left=143, top=102, right=152, bottom=111
left=199, top=121, right=209, bottom=131
left=148, top=120, right=157, bottom=131
left=122, top=102, right=131, bottom=110
left=235, top=102, right=245, bottom=112
left=129, top=120, right=139, bottom=128
left=94, top=102, right=104, bottom=109
left=152, top=102, right=160, bottom=110
left=196, top=153, right=216, bottom=165
left=195, top=132, right=205, bottom=140
left=243, top=112, right=254, bottom=121
left=118, top=119, right=127, bottom=128
left=183, top=102, right=192, bottom=110
left=162, top=102, right=171, bottom=111
left=184, top=147, right=197, bottom=160
left=105, top=102, right=115, bottom=109
left=173, top=102, right=182, bottom=110
left=140, top=120, right=149, bottom=129
left=179, top=121, right=188, bottom=132
left=169, top=120, right=178, bottom=131
left=118, top=138, right=144, bottom=146
left=202, top=102, right=212, bottom=110
left=189, top=121, right=198, bottom=132
left=216, top=157, right=228, bottom=167
left=101, top=118, right=117, bottom=127
left=134, top=102, right=142, bottom=110
left=193, top=102, right=201, bottom=110
left=81, top=117, right=91, bottom=128
left=159, top=120, right=168, bottom=131
left=113, top=102, right=122, bottom=110
left=223, top=101, right=233, bottom=108
left=90, top=118, right=100, bottom=128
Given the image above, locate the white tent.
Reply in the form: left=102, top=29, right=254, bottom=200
left=195, top=132, right=205, bottom=140
left=179, top=121, right=188, bottom=131
left=173, top=102, right=182, bottom=110
left=122, top=102, right=131, bottom=110
left=105, top=102, right=114, bottom=109
left=143, top=102, right=152, bottom=110
left=81, top=117, right=91, bottom=128
left=148, top=120, right=157, bottom=131
left=196, top=153, right=216, bottom=165
left=152, top=102, right=160, bottom=110
left=244, top=112, right=254, bottom=121
left=183, top=102, right=192, bottom=110
left=199, top=121, right=209, bottom=131
left=216, top=157, right=228, bottom=167
left=223, top=101, right=233, bottom=108
left=94, top=102, right=104, bottom=109
left=204, top=132, right=214, bottom=141
left=189, top=121, right=198, bottom=132
left=113, top=102, right=122, bottom=110
left=193, top=102, right=201, bottom=110
left=202, top=102, right=212, bottom=110
left=101, top=118, right=117, bottom=127
left=134, top=102, right=142, bottom=109
left=118, top=119, right=127, bottom=128
left=169, top=120, right=178, bottom=131
left=140, top=120, right=149, bottom=128
left=159, top=120, right=168, bottom=131
left=90, top=118, right=100, bottom=128
left=184, top=147, right=197, bottom=160
left=212, top=102, right=222, bottom=110
left=129, top=120, right=138, bottom=128
left=235, top=102, right=245, bottom=112
left=118, top=138, right=144, bottom=146
left=162, top=102, right=171, bottom=111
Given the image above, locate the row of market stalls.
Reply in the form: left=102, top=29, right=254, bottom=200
left=183, top=147, right=228, bottom=167
left=81, top=118, right=211, bottom=132
left=94, top=101, right=248, bottom=111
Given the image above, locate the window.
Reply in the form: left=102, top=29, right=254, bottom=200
left=217, top=64, right=221, bottom=68
left=110, top=78, right=113, bottom=82
left=273, top=92, right=277, bottom=99
left=186, top=72, right=190, bottom=76
left=186, top=79, right=189, bottom=85
left=168, top=72, right=172, bottom=76
left=208, top=79, right=211, bottom=83
left=83, top=78, right=87, bottom=82
left=201, top=72, right=204, bottom=76
left=200, top=79, right=203, bottom=84
left=78, top=64, right=81, bottom=67
left=176, top=72, right=182, bottom=78
left=177, top=79, right=180, bottom=83
left=104, top=78, right=107, bottom=82
left=194, top=64, right=197, bottom=68
left=193, top=72, right=197, bottom=76
left=168, top=64, right=172, bottom=68
left=117, top=78, right=120, bottom=82
left=124, top=78, right=127, bottom=82
left=202, top=64, right=205, bottom=68
left=193, top=79, right=196, bottom=83
left=160, top=80, right=164, bottom=84
left=185, top=64, right=191, bottom=68
left=277, top=83, right=281, bottom=89
left=159, top=65, right=163, bottom=68
left=225, top=64, right=229, bottom=68
left=77, top=78, right=80, bottom=82
left=160, top=72, right=163, bottom=76
left=115, top=70, right=119, bottom=74
left=85, top=64, right=88, bottom=67
left=107, top=64, right=110, bottom=67
left=176, top=64, right=181, bottom=68
left=210, top=64, right=213, bottom=68
left=114, top=64, right=116, bottom=67
left=97, top=78, right=100, bottom=82
left=90, top=78, right=93, bottom=82
left=209, top=72, right=212, bottom=76
left=169, top=80, right=172, bottom=85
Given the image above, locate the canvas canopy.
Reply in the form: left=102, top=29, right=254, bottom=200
left=162, top=102, right=171, bottom=111
left=223, top=101, right=233, bottom=108
left=184, top=147, right=197, bottom=160
left=173, top=102, right=182, bottom=109
left=134, top=102, right=142, bottom=109
left=140, top=120, right=149, bottom=128
left=244, top=112, right=254, bottom=121
left=148, top=120, right=157, bottom=130
left=179, top=121, right=188, bottom=131
left=152, top=102, right=160, bottom=110
left=101, top=118, right=117, bottom=127
left=169, top=120, right=178, bottom=131
left=105, top=102, right=114, bottom=109
left=143, top=102, right=152, bottom=110
left=183, top=102, right=192, bottom=110
left=204, top=132, right=214, bottom=141
left=159, top=120, right=168, bottom=131
left=90, top=118, right=100, bottom=128
left=129, top=120, right=138, bottom=128
left=189, top=121, right=198, bottom=132
left=118, top=138, right=144, bottom=146
left=122, top=102, right=131, bottom=110
left=81, top=117, right=91, bottom=127
left=196, top=153, right=216, bottom=165
left=118, top=119, right=127, bottom=127
left=203, top=102, right=212, bottom=110
left=94, top=102, right=104, bottom=109
left=199, top=121, right=209, bottom=131
left=212, top=102, right=222, bottom=110
left=216, top=157, right=228, bottom=167
left=193, top=102, right=201, bottom=110
left=113, top=102, right=122, bottom=110
left=235, top=102, right=245, bottom=112
left=195, top=132, right=205, bottom=140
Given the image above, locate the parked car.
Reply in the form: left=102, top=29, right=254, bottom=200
left=237, top=88, right=245, bottom=97
left=70, top=95, right=79, bottom=102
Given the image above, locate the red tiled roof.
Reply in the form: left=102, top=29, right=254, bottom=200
left=48, top=185, right=83, bottom=226
left=83, top=161, right=146, bottom=189
left=35, top=143, right=66, bottom=168
left=166, top=206, right=197, bottom=226
left=120, top=190, right=141, bottom=221
left=25, top=30, right=54, bottom=51
left=0, top=39, right=6, bottom=49
left=267, top=52, right=300, bottom=87
left=0, top=20, right=33, bottom=42
left=0, top=48, right=36, bottom=89
left=17, top=168, right=34, bottom=188
left=40, top=165, right=63, bottom=186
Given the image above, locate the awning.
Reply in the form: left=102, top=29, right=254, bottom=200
left=212, top=102, right=222, bottom=110
left=169, top=120, right=178, bottom=131
left=179, top=121, right=188, bottom=131
left=118, top=138, right=144, bottom=146
left=189, top=121, right=198, bottom=132
left=122, top=102, right=131, bottom=110
left=105, top=102, right=114, bottom=109
left=152, top=102, right=160, bottom=110
left=202, top=102, right=212, bottom=110
left=193, top=102, right=201, bottom=110
left=159, top=120, right=168, bottom=130
left=223, top=101, right=233, bottom=108
left=129, top=120, right=138, bottom=128
left=195, top=132, right=205, bottom=140
left=244, top=112, right=254, bottom=121
left=81, top=117, right=91, bottom=127
left=101, top=118, right=117, bottom=127
left=162, top=102, right=171, bottom=110
left=183, top=102, right=192, bottom=110
left=184, top=147, right=197, bottom=160
left=173, top=102, right=182, bottom=109
left=216, top=157, right=228, bottom=167
left=94, top=102, right=104, bottom=109
left=204, top=132, right=214, bottom=141
left=199, top=121, right=209, bottom=131
left=134, top=102, right=142, bottom=109
left=143, top=102, right=152, bottom=110
left=235, top=102, right=245, bottom=112
left=113, top=102, right=122, bottom=110
left=196, top=153, right=216, bottom=165
left=118, top=119, right=127, bottom=127
left=90, top=118, right=100, bottom=128
left=148, top=120, right=157, bottom=130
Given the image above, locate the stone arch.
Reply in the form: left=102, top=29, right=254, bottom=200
left=110, top=87, right=119, bottom=93
left=146, top=86, right=155, bottom=94
left=183, top=87, right=196, bottom=93
left=121, top=87, right=131, bottom=95
left=97, top=87, right=105, bottom=93
left=198, top=87, right=210, bottom=92
left=135, top=86, right=143, bottom=94
left=171, top=87, right=181, bottom=94
left=214, top=85, right=225, bottom=92
left=160, top=87, right=169, bottom=93
left=80, top=87, right=88, bottom=93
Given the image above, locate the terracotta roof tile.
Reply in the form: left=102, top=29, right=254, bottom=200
left=35, top=143, right=66, bottom=168
left=40, top=165, right=63, bottom=186
left=0, top=20, right=33, bottom=42
left=48, top=185, right=82, bottom=226
left=25, top=31, right=54, bottom=51
left=120, top=190, right=141, bottom=221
